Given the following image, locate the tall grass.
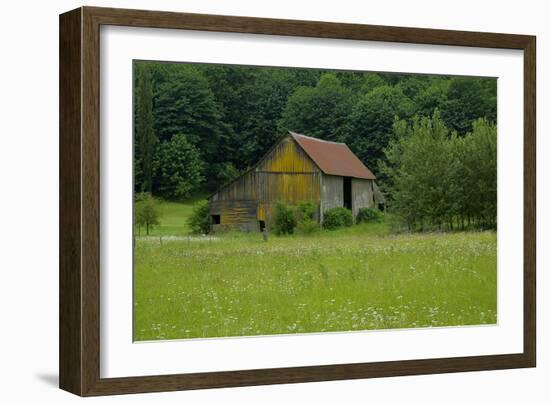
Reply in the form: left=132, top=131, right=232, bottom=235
left=134, top=216, right=496, bottom=341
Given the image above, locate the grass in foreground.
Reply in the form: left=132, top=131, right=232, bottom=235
left=134, top=206, right=496, bottom=340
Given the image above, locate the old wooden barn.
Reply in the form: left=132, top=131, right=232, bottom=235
left=208, top=131, right=384, bottom=231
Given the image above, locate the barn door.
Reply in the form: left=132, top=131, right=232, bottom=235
left=343, top=176, right=352, bottom=210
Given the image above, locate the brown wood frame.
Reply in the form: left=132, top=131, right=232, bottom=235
left=59, top=6, right=536, bottom=396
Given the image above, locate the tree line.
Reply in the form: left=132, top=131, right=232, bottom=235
left=134, top=61, right=497, bottom=230
left=134, top=62, right=496, bottom=195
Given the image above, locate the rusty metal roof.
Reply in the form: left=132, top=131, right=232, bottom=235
left=290, top=132, right=376, bottom=180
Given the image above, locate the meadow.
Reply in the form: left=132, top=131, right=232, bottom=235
left=133, top=201, right=497, bottom=341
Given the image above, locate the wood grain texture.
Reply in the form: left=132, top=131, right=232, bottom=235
left=59, top=8, right=82, bottom=396
left=523, top=37, right=536, bottom=367
left=81, top=6, right=102, bottom=396
left=84, top=6, right=532, bottom=49
left=59, top=6, right=537, bottom=396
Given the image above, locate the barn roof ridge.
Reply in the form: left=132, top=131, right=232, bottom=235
left=289, top=131, right=345, bottom=145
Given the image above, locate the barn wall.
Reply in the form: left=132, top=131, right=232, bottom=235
left=257, top=172, right=321, bottom=221
left=209, top=171, right=258, bottom=202
left=321, top=175, right=344, bottom=221
left=352, top=179, right=374, bottom=218
left=256, top=137, right=321, bottom=220
left=258, top=136, right=319, bottom=173
left=209, top=172, right=322, bottom=204
left=209, top=136, right=322, bottom=229
left=209, top=200, right=259, bottom=231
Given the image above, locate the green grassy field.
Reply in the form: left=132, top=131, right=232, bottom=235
left=134, top=201, right=497, bottom=341
left=135, top=196, right=206, bottom=236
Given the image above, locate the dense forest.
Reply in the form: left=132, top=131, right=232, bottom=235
left=134, top=61, right=497, bottom=229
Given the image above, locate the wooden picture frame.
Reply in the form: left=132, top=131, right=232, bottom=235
left=59, top=6, right=536, bottom=396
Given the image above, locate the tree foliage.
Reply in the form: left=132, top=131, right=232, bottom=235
left=234, top=68, right=303, bottom=167
left=441, top=77, right=497, bottom=135
left=381, top=112, right=496, bottom=231
left=134, top=65, right=157, bottom=193
left=154, top=134, right=204, bottom=200
left=342, top=85, right=414, bottom=175
left=278, top=73, right=354, bottom=141
left=187, top=201, right=211, bottom=235
left=153, top=66, right=230, bottom=157
left=135, top=193, right=160, bottom=235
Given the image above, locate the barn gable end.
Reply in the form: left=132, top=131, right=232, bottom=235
left=208, top=135, right=322, bottom=231
left=257, top=135, right=319, bottom=173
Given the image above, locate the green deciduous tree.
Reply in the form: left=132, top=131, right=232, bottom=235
left=235, top=68, right=302, bottom=168
left=152, top=65, right=231, bottom=168
left=412, top=77, right=450, bottom=118
left=441, top=77, right=496, bottom=135
left=397, top=76, right=431, bottom=99
left=381, top=112, right=459, bottom=230
left=343, top=85, right=414, bottom=176
left=135, top=193, right=160, bottom=236
left=381, top=112, right=496, bottom=231
left=154, top=134, right=204, bottom=200
left=278, top=73, right=354, bottom=141
left=359, top=73, right=386, bottom=94
left=455, top=119, right=497, bottom=228
left=210, top=162, right=240, bottom=187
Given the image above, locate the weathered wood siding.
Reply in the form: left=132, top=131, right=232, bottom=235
left=209, top=137, right=322, bottom=229
left=320, top=175, right=375, bottom=221
left=209, top=173, right=258, bottom=202
left=257, top=172, right=321, bottom=221
left=352, top=179, right=375, bottom=218
left=209, top=200, right=259, bottom=232
left=320, top=174, right=344, bottom=222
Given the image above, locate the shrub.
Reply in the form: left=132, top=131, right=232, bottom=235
left=356, top=207, right=383, bottom=223
left=296, top=201, right=316, bottom=221
left=323, top=207, right=353, bottom=230
left=273, top=202, right=297, bottom=235
left=187, top=201, right=211, bottom=234
left=295, top=202, right=318, bottom=235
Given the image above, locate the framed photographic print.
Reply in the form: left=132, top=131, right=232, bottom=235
left=59, top=6, right=536, bottom=396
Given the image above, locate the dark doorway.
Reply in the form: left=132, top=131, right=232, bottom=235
left=343, top=177, right=352, bottom=210
left=259, top=220, right=266, bottom=232
left=211, top=214, right=221, bottom=224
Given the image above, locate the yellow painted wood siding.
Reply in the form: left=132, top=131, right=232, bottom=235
left=258, top=136, right=319, bottom=173
left=261, top=172, right=320, bottom=204
left=209, top=137, right=322, bottom=226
